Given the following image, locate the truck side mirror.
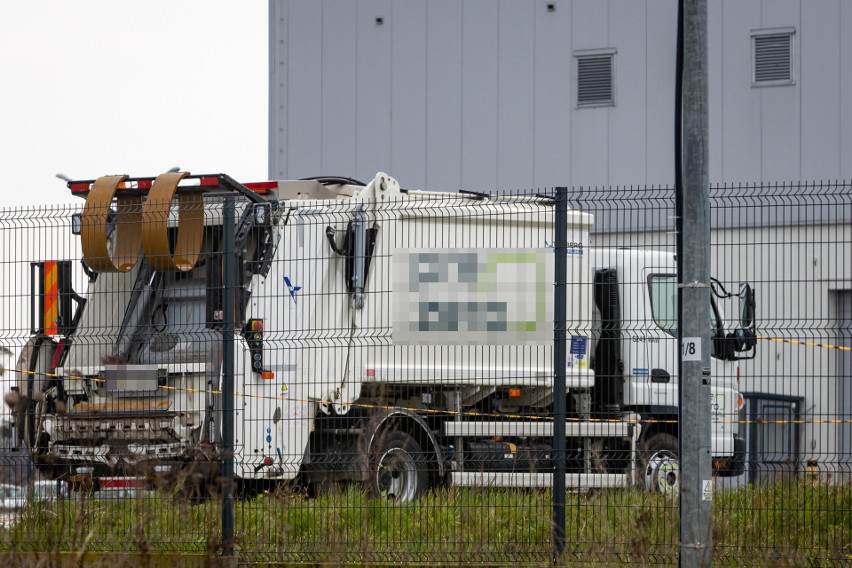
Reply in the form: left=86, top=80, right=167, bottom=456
left=732, top=283, right=757, bottom=353
left=739, top=283, right=755, bottom=329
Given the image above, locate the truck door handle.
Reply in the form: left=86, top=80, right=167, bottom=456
left=651, top=369, right=670, bottom=383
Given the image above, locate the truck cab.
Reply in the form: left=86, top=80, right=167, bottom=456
left=588, top=248, right=754, bottom=490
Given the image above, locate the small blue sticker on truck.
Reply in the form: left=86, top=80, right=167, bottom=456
left=633, top=368, right=650, bottom=376
left=570, top=336, right=588, bottom=355
left=284, top=276, right=302, bottom=303
left=544, top=240, right=585, bottom=255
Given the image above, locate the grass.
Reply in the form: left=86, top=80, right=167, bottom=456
left=0, top=482, right=849, bottom=566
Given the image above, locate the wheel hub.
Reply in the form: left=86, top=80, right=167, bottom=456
left=644, top=450, right=679, bottom=496
left=376, top=448, right=419, bottom=501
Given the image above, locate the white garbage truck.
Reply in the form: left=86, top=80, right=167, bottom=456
left=12, top=172, right=755, bottom=498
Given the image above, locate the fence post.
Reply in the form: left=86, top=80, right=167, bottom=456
left=222, top=193, right=236, bottom=559
left=553, top=186, right=568, bottom=561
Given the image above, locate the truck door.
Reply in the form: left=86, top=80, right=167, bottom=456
left=643, top=272, right=680, bottom=413
left=592, top=268, right=629, bottom=415
left=644, top=271, right=729, bottom=419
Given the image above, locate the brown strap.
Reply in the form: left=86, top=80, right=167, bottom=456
left=81, top=175, right=142, bottom=273
left=142, top=172, right=204, bottom=271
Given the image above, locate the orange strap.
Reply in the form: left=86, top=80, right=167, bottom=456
left=142, top=172, right=204, bottom=271
left=81, top=175, right=142, bottom=272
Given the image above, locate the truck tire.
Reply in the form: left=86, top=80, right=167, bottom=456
left=370, top=430, right=429, bottom=502
left=642, top=433, right=679, bottom=496
left=16, top=337, right=56, bottom=453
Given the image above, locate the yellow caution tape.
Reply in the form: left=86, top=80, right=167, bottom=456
left=759, top=335, right=852, bottom=352
left=14, top=367, right=852, bottom=426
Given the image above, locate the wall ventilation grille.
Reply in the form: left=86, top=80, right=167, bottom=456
left=754, top=31, right=794, bottom=85
left=577, top=54, right=614, bottom=107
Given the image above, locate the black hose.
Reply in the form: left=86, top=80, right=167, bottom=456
left=675, top=0, right=685, bottom=286
left=300, top=176, right=367, bottom=187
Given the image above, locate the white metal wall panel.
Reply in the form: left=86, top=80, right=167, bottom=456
left=707, top=0, right=724, bottom=184
left=758, top=0, right=800, bottom=182
left=355, top=0, right=392, bottom=179
left=321, top=0, right=357, bottom=176
left=533, top=0, right=572, bottom=190
left=800, top=2, right=840, bottom=180
left=497, top=1, right=535, bottom=192
left=570, top=0, right=610, bottom=189
left=644, top=1, right=677, bottom=185
left=425, top=0, right=463, bottom=192
left=269, top=1, right=287, bottom=179
left=608, top=0, right=647, bottom=186
left=286, top=1, right=323, bottom=178
left=390, top=1, right=427, bottom=187
left=719, top=1, right=762, bottom=182
left=271, top=0, right=852, bottom=188
left=461, top=0, right=499, bottom=192
left=841, top=5, right=852, bottom=181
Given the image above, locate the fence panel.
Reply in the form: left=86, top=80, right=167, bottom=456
left=0, top=176, right=848, bottom=565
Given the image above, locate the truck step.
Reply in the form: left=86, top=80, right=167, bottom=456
left=450, top=471, right=633, bottom=489
left=443, top=420, right=633, bottom=439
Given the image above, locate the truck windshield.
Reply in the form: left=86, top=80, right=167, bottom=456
left=647, top=274, right=722, bottom=340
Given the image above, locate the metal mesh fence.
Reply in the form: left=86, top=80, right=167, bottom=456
left=0, top=175, right=848, bottom=565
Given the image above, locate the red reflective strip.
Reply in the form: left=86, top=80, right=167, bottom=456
left=244, top=181, right=276, bottom=194
left=366, top=368, right=376, bottom=378
left=50, top=339, right=66, bottom=369
left=43, top=261, right=59, bottom=336
left=99, top=478, right=146, bottom=489
left=70, top=176, right=274, bottom=194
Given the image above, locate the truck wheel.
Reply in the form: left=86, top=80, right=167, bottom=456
left=370, top=430, right=428, bottom=502
left=642, top=433, right=679, bottom=496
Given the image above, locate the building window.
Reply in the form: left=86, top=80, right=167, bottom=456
left=575, top=49, right=616, bottom=108
left=752, top=28, right=795, bottom=86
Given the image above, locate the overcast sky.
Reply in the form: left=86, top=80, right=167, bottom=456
left=0, top=1, right=268, bottom=207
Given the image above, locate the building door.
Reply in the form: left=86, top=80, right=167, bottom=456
left=742, top=393, right=803, bottom=486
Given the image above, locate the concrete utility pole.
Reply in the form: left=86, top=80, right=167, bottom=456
left=678, top=0, right=712, bottom=566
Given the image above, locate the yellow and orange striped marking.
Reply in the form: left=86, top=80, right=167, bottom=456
left=42, top=260, right=59, bottom=335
